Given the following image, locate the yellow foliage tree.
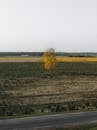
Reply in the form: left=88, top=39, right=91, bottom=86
left=43, top=48, right=56, bottom=70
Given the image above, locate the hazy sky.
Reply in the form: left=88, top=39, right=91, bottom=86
left=0, top=0, right=97, bottom=52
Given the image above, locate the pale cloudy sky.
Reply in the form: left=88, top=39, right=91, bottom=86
left=0, top=0, right=97, bottom=52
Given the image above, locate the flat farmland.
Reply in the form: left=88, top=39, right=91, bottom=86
left=0, top=56, right=43, bottom=62
left=3, top=76, right=97, bottom=104
left=1, top=56, right=97, bottom=62
left=0, top=61, right=97, bottom=115
left=57, top=56, right=97, bottom=62
left=0, top=62, right=97, bottom=105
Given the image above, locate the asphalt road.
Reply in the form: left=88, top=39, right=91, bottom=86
left=1, top=111, right=97, bottom=130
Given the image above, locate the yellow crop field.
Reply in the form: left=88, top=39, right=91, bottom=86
left=0, top=56, right=43, bottom=62
left=0, top=56, right=97, bottom=62
left=56, top=56, right=97, bottom=62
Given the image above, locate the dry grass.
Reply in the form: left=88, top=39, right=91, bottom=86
left=5, top=76, right=97, bottom=104
left=6, top=76, right=97, bottom=95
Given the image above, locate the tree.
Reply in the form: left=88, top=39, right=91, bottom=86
left=43, top=48, right=56, bottom=70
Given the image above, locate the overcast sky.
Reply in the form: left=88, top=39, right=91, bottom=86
left=0, top=0, right=97, bottom=52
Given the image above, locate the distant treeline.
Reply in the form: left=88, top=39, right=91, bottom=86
left=0, top=52, right=43, bottom=57
left=56, top=52, right=97, bottom=57
left=0, top=52, right=97, bottom=57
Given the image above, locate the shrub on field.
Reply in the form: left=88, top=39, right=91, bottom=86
left=43, top=48, right=56, bottom=71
